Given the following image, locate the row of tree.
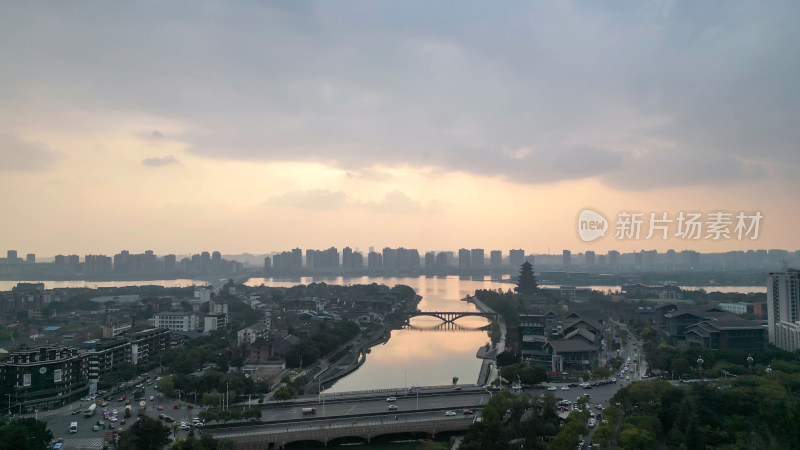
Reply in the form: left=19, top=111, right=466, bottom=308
left=197, top=408, right=261, bottom=423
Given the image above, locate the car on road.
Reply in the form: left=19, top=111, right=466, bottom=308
left=149, top=395, right=154, bottom=401
left=71, top=409, right=82, bottom=415
left=386, top=397, right=396, bottom=402
left=625, top=375, right=630, bottom=380
left=462, top=410, right=474, bottom=415
left=445, top=411, right=456, bottom=416
left=109, top=416, right=117, bottom=422
left=588, top=418, right=596, bottom=428
left=611, top=377, right=616, bottom=382
left=388, top=405, right=398, bottom=410
left=452, top=386, right=462, bottom=391
left=118, top=395, right=126, bottom=402
left=180, top=422, right=191, bottom=430
left=157, top=405, right=164, bottom=410
left=92, top=425, right=100, bottom=432
left=547, top=386, right=557, bottom=391
left=158, top=414, right=165, bottom=420
left=173, top=404, right=180, bottom=409
left=163, top=416, right=175, bottom=423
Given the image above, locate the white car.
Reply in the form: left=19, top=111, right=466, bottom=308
left=625, top=375, right=631, bottom=380
left=588, top=419, right=596, bottom=428
left=611, top=377, right=617, bottom=382
left=445, top=411, right=456, bottom=416
left=180, top=422, right=191, bottom=430
left=388, top=405, right=398, bottom=410
left=560, top=386, right=570, bottom=391
left=149, top=396, right=154, bottom=401
left=547, top=386, right=557, bottom=391
left=386, top=397, right=396, bottom=402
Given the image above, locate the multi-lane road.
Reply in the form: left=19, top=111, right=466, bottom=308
left=39, top=324, right=648, bottom=448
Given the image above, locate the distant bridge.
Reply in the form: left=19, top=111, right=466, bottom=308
left=402, top=322, right=491, bottom=332
left=408, top=311, right=497, bottom=324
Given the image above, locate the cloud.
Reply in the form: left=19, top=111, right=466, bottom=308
left=268, top=189, right=349, bottom=210
left=141, top=155, right=181, bottom=167
left=0, top=133, right=59, bottom=171
left=363, top=190, right=423, bottom=214
left=268, top=189, right=429, bottom=214
left=1, top=1, right=797, bottom=189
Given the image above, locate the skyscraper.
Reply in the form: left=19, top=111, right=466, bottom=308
left=768, top=269, right=800, bottom=348
left=490, top=250, right=502, bottom=267
left=562, top=250, right=571, bottom=265
left=509, top=249, right=525, bottom=268
left=458, top=249, right=471, bottom=272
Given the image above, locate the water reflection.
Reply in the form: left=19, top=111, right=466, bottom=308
left=246, top=276, right=507, bottom=391
left=0, top=279, right=208, bottom=291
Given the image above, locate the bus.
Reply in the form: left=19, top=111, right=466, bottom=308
left=84, top=403, right=97, bottom=418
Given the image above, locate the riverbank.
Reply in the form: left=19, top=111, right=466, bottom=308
left=464, top=295, right=506, bottom=385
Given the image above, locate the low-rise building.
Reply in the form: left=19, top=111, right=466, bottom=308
left=0, top=345, right=89, bottom=413
left=203, top=314, right=227, bottom=333
left=237, top=322, right=270, bottom=346
left=153, top=311, right=199, bottom=332
left=717, top=302, right=753, bottom=315
left=685, top=319, right=767, bottom=351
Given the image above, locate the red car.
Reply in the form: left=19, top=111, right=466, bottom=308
left=118, top=395, right=126, bottom=402
left=157, top=406, right=164, bottom=411
left=173, top=404, right=180, bottom=409
left=452, top=387, right=462, bottom=391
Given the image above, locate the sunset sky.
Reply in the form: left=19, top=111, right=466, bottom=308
left=1, top=1, right=798, bottom=257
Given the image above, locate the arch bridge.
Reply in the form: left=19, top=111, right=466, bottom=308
left=408, top=311, right=497, bottom=324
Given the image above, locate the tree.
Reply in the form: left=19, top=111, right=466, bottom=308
left=0, top=418, right=53, bottom=450
left=119, top=416, right=171, bottom=450
left=515, top=261, right=538, bottom=296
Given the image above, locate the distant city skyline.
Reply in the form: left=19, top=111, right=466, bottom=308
left=1, top=3, right=798, bottom=256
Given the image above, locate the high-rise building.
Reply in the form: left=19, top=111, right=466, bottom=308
left=458, top=249, right=471, bottom=272
left=25, top=253, right=35, bottom=264
left=436, top=252, right=449, bottom=269
left=424, top=252, right=435, bottom=272
left=585, top=251, right=595, bottom=265
left=6, top=250, right=17, bottom=263
left=368, top=251, right=382, bottom=270
left=768, top=269, right=800, bottom=348
left=562, top=250, right=571, bottom=265
left=490, top=250, right=502, bottom=267
left=509, top=249, right=525, bottom=269
left=608, top=250, right=619, bottom=266
left=471, top=249, right=484, bottom=269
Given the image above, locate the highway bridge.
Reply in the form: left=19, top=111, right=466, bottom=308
left=207, top=413, right=476, bottom=449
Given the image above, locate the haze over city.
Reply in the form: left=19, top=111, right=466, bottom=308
left=1, top=1, right=799, bottom=256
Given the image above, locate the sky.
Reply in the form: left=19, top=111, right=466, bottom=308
left=1, top=1, right=799, bottom=257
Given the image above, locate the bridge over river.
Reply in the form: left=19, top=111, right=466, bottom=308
left=206, top=413, right=476, bottom=449
left=408, top=310, right=497, bottom=323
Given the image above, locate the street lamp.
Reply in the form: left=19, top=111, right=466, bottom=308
left=747, top=354, right=754, bottom=373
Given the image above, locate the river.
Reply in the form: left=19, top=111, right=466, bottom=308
left=245, top=276, right=509, bottom=392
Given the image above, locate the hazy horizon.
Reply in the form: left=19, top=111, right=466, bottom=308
left=2, top=2, right=798, bottom=256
